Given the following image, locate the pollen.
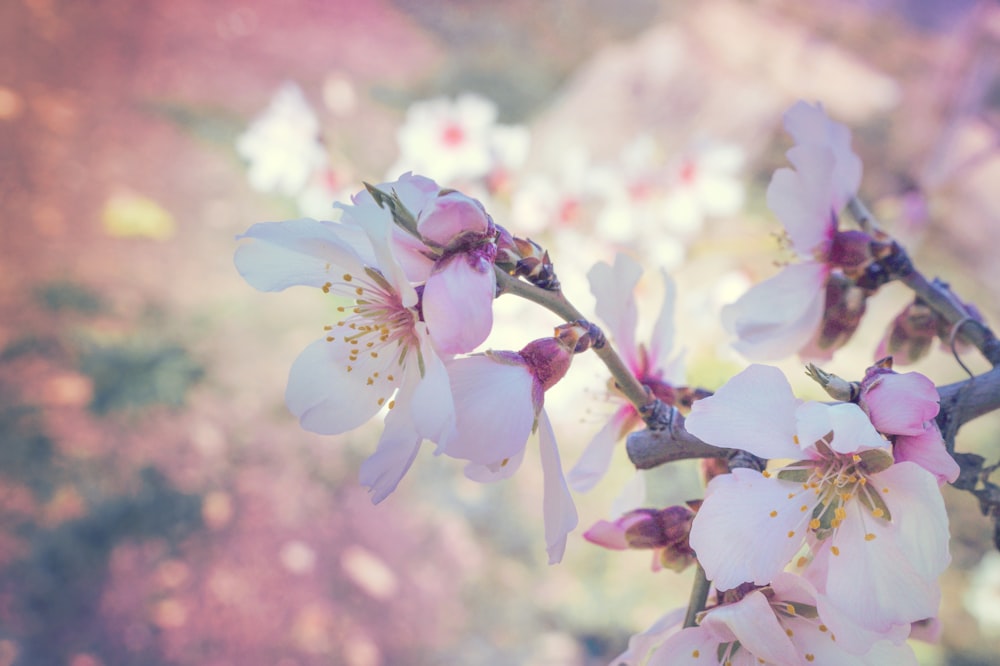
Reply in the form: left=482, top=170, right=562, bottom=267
left=324, top=325, right=333, bottom=330
left=793, top=435, right=799, bottom=444
left=800, top=504, right=808, bottom=512
left=326, top=335, right=335, bottom=342
left=322, top=282, right=332, bottom=293
left=387, top=374, right=394, bottom=381
left=852, top=454, right=861, bottom=463
left=769, top=510, right=778, bottom=518
left=834, top=507, right=847, bottom=521
left=872, top=508, right=884, bottom=518
left=882, top=487, right=890, bottom=493
left=691, top=650, right=699, bottom=658
left=762, top=470, right=772, bottom=478
left=785, top=628, right=793, bottom=637
left=387, top=400, right=395, bottom=409
left=787, top=530, right=795, bottom=538
left=831, top=546, right=840, bottom=556
left=806, top=654, right=815, bottom=662
left=355, top=287, right=364, bottom=296
left=785, top=604, right=795, bottom=615
left=818, top=625, right=828, bottom=632
left=796, top=556, right=808, bottom=568
left=371, top=352, right=378, bottom=358
left=787, top=492, right=796, bottom=499
left=865, top=533, right=876, bottom=541
left=809, top=518, right=820, bottom=530
left=377, top=397, right=385, bottom=406
left=343, top=273, right=353, bottom=282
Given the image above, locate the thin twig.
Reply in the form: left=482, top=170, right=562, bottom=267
left=684, top=564, right=710, bottom=628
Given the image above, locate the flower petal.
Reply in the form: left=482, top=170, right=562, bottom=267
left=877, top=461, right=951, bottom=581
left=647, top=625, right=725, bottom=666
left=612, top=607, right=686, bottom=666
left=464, top=448, right=526, bottom=482
left=408, top=329, right=456, bottom=444
left=864, top=372, right=940, bottom=436
left=685, top=364, right=802, bottom=459
left=423, top=255, right=496, bottom=354
left=721, top=262, right=828, bottom=361
left=894, top=424, right=959, bottom=484
left=588, top=254, right=641, bottom=368
left=285, top=338, right=391, bottom=434
left=567, top=408, right=630, bottom=492
left=795, top=401, right=888, bottom=456
left=703, top=590, right=800, bottom=665
left=689, top=469, right=813, bottom=589
left=441, top=355, right=535, bottom=465
left=416, top=191, right=491, bottom=244
left=234, top=218, right=369, bottom=292
left=648, top=268, right=677, bottom=369
left=766, top=145, right=836, bottom=255
left=358, top=395, right=422, bottom=504
left=782, top=101, right=862, bottom=208
left=537, top=409, right=579, bottom=564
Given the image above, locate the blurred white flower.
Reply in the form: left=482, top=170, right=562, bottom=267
left=964, top=551, right=1000, bottom=636
left=389, top=93, right=529, bottom=187
left=236, top=82, right=328, bottom=197
left=660, top=140, right=745, bottom=236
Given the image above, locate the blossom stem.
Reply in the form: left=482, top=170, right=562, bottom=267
left=494, top=266, right=653, bottom=415
left=848, top=196, right=1000, bottom=367
left=683, top=563, right=710, bottom=628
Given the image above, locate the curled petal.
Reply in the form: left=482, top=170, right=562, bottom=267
left=686, top=364, right=802, bottom=460
left=767, top=146, right=837, bottom=255
left=721, top=262, right=828, bottom=361
left=417, top=191, right=491, bottom=244
left=702, top=590, right=800, bottom=665
left=537, top=409, right=578, bottom=564
left=567, top=408, right=631, bottom=492
left=587, top=254, right=641, bottom=368
left=795, top=402, right=888, bottom=456
left=864, top=372, right=940, bottom=436
left=423, top=255, right=496, bottom=354
left=894, top=424, right=959, bottom=484
left=358, top=391, right=422, bottom=504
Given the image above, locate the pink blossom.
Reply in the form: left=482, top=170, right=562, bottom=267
left=568, top=253, right=681, bottom=492
left=722, top=102, right=871, bottom=361
left=234, top=210, right=455, bottom=504
left=685, top=365, right=950, bottom=633
left=440, top=336, right=580, bottom=563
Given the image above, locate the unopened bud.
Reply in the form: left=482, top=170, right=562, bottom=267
left=876, top=300, right=937, bottom=365
left=518, top=337, right=574, bottom=392
left=554, top=320, right=605, bottom=354
left=501, top=236, right=560, bottom=290
left=805, top=363, right=859, bottom=402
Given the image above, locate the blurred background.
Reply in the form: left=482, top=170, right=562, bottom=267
left=3, top=0, right=1000, bottom=664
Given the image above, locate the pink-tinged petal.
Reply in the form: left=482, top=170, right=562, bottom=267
left=766, top=145, right=836, bottom=255
left=587, top=254, right=641, bottom=368
left=647, top=625, right=726, bottom=666
left=704, top=590, right=800, bottom=665
left=782, top=101, right=862, bottom=208
left=284, top=338, right=391, bottom=434
left=810, top=584, right=912, bottom=655
left=423, top=255, right=496, bottom=354
left=416, top=191, right=490, bottom=244
left=686, top=364, right=802, bottom=459
left=612, top=607, right=685, bottom=666
left=387, top=172, right=440, bottom=215
left=647, top=268, right=677, bottom=368
left=909, top=617, right=942, bottom=644
left=408, top=330, right=455, bottom=444
left=442, top=356, right=535, bottom=465
left=583, top=519, right=629, bottom=550
left=795, top=402, right=888, bottom=456
left=338, top=198, right=420, bottom=306
left=235, top=219, right=370, bottom=292
left=877, top=461, right=951, bottom=580
left=689, top=469, right=813, bottom=589
left=721, top=262, right=828, bottom=361
left=864, top=372, right=939, bottom=436
left=464, top=448, right=526, bottom=482
left=894, top=424, right=959, bottom=484
left=823, top=499, right=941, bottom=633
left=567, top=408, right=631, bottom=492
left=537, top=409, right=579, bottom=564
left=784, top=611, right=916, bottom=665
left=358, top=395, right=422, bottom=504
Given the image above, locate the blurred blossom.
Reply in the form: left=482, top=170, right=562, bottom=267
left=660, top=141, right=745, bottom=237
left=964, top=551, right=1000, bottom=636
left=236, top=82, right=328, bottom=197
left=101, top=192, right=176, bottom=240
left=389, top=93, right=529, bottom=188
left=295, top=167, right=354, bottom=220
left=511, top=149, right=619, bottom=234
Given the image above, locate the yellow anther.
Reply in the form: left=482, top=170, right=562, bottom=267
left=387, top=400, right=395, bottom=409
left=343, top=273, right=352, bottom=281
left=785, top=604, right=795, bottom=615
left=787, top=530, right=795, bottom=538
left=762, top=470, right=772, bottom=478
left=806, top=655, right=815, bottom=662
left=809, top=518, right=820, bottom=530
left=872, top=508, right=884, bottom=518
left=355, top=287, right=363, bottom=296
left=322, top=282, right=332, bottom=293
left=692, top=650, right=699, bottom=658
left=785, top=628, right=793, bottom=637
left=326, top=336, right=334, bottom=342
left=377, top=397, right=385, bottom=406
left=769, top=510, right=778, bottom=518
left=800, top=504, right=808, bottom=512
left=818, top=624, right=827, bottom=632
left=793, top=435, right=800, bottom=444
left=324, top=325, right=333, bottom=330
left=865, top=533, right=876, bottom=541
left=852, top=454, right=861, bottom=463
left=831, top=546, right=840, bottom=556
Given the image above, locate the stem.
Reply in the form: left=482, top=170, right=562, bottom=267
left=848, top=197, right=1000, bottom=367
left=684, top=564, right=710, bottom=628
left=494, top=267, right=652, bottom=414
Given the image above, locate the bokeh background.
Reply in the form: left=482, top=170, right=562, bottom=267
left=3, top=0, right=1000, bottom=664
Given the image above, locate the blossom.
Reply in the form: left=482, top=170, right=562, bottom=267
left=349, top=175, right=499, bottom=354
left=640, top=573, right=917, bottom=665
left=236, top=82, right=328, bottom=197
left=440, top=332, right=583, bottom=563
left=583, top=504, right=696, bottom=572
left=722, top=101, right=871, bottom=361
left=568, top=253, right=681, bottom=492
left=685, top=364, right=950, bottom=634
left=234, top=209, right=454, bottom=503
left=389, top=93, right=529, bottom=187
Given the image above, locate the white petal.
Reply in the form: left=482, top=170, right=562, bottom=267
left=441, top=356, right=535, bottom=465
left=877, top=461, right=951, bottom=580
left=408, top=330, right=455, bottom=444
left=766, top=146, right=836, bottom=255
left=464, top=448, right=526, bottom=482
left=285, top=338, right=392, bottom=434
left=647, top=625, right=725, bottom=666
left=234, top=219, right=369, bottom=292
left=685, top=364, right=802, bottom=460
left=647, top=268, right=677, bottom=368
left=358, top=396, right=422, bottom=504
left=721, top=262, right=828, bottom=361
left=612, top=607, right=686, bottom=666
left=567, top=409, right=629, bottom=492
left=588, top=254, right=641, bottom=369
left=795, top=402, right=888, bottom=456
left=537, top=410, right=579, bottom=564
left=703, top=590, right=800, bottom=665
left=689, top=469, right=813, bottom=589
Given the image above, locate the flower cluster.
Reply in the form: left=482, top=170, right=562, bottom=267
left=235, top=173, right=588, bottom=563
